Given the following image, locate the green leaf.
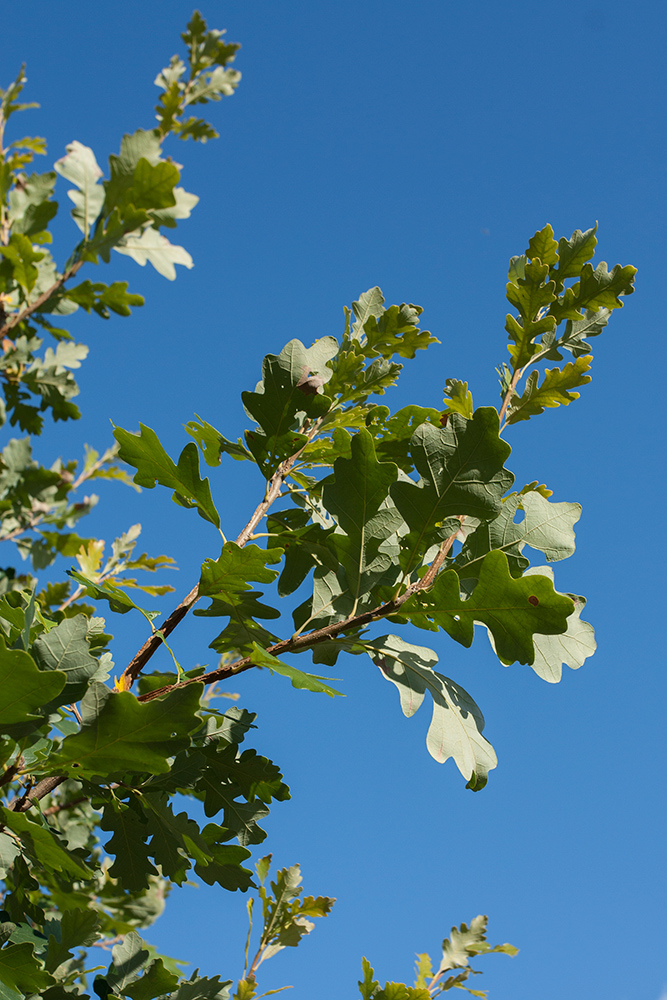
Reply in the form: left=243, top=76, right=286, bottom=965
left=402, top=549, right=574, bottom=665
left=506, top=356, right=592, bottom=423
left=526, top=223, right=558, bottom=267
left=114, top=424, right=220, bottom=527
left=391, top=409, right=513, bottom=573
left=518, top=568, right=596, bottom=682
left=360, top=303, right=439, bottom=360
left=7, top=171, right=57, bottom=239
left=0, top=943, right=54, bottom=995
left=552, top=260, right=637, bottom=321
left=65, top=279, right=143, bottom=318
left=455, top=491, right=581, bottom=580
left=266, top=509, right=338, bottom=597
left=0, top=808, right=91, bottom=879
left=366, top=635, right=496, bottom=789
left=541, top=307, right=611, bottom=360
left=351, top=287, right=386, bottom=339
left=442, top=380, right=473, bottom=419
left=185, top=415, right=252, bottom=465
left=171, top=972, right=233, bottom=1000
left=66, top=570, right=158, bottom=620
left=199, top=543, right=282, bottom=597
left=0, top=233, right=44, bottom=293
left=369, top=405, right=442, bottom=472
left=358, top=957, right=380, bottom=1000
left=439, top=915, right=518, bottom=973
left=249, top=644, right=343, bottom=697
left=321, top=430, right=401, bottom=601
left=242, top=339, right=337, bottom=478
left=0, top=636, right=66, bottom=733
left=44, top=908, right=100, bottom=972
left=54, top=140, right=104, bottom=238
left=196, top=544, right=282, bottom=654
left=31, top=614, right=101, bottom=705
left=505, top=258, right=557, bottom=369
left=51, top=684, right=204, bottom=776
left=125, top=958, right=179, bottom=1000
left=551, top=224, right=598, bottom=283
left=106, top=931, right=150, bottom=992
left=101, top=799, right=157, bottom=891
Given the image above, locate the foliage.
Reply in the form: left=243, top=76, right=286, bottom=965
left=0, top=13, right=635, bottom=1000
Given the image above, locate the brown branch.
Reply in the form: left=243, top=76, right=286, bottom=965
left=121, top=420, right=322, bottom=689
left=138, top=524, right=462, bottom=704
left=0, top=259, right=84, bottom=338
left=10, top=774, right=66, bottom=812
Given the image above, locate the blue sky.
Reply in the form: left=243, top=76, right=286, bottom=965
left=3, top=2, right=666, bottom=998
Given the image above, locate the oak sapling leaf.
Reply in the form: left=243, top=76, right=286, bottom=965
left=113, top=423, right=220, bottom=527
left=391, top=408, right=513, bottom=572
left=404, top=550, right=574, bottom=665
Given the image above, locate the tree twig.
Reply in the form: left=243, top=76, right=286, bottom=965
left=9, top=774, right=66, bottom=812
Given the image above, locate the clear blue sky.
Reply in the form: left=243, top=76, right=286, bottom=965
left=4, top=2, right=666, bottom=998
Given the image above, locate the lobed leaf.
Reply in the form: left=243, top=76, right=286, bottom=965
left=507, top=355, right=592, bottom=423
left=403, top=550, right=574, bottom=665
left=367, top=635, right=496, bottom=789
left=114, top=423, right=220, bottom=527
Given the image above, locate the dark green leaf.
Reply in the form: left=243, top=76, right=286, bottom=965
left=249, top=644, right=343, bottom=697
left=185, top=415, right=252, bottom=465
left=114, top=424, right=220, bottom=527
left=0, top=637, right=66, bottom=734
left=125, top=958, right=179, bottom=1000
left=52, top=684, right=204, bottom=776
left=391, top=409, right=513, bottom=573
left=44, top=908, right=100, bottom=972
left=321, top=430, right=401, bottom=601
left=0, top=809, right=91, bottom=879
left=403, top=549, right=574, bottom=665
left=0, top=943, right=54, bottom=995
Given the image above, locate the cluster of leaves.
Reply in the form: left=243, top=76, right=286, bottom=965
left=0, top=10, right=637, bottom=1000
left=109, top=234, right=633, bottom=791
left=0, top=11, right=240, bottom=582
left=359, top=915, right=517, bottom=999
